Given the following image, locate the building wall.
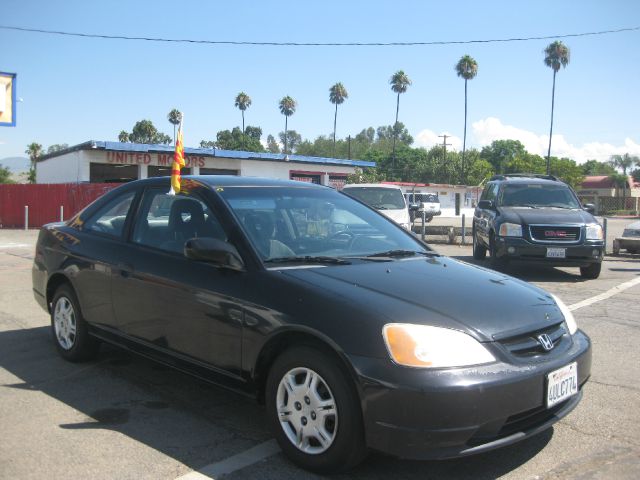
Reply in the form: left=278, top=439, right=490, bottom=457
left=37, top=151, right=84, bottom=183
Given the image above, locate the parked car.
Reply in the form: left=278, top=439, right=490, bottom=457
left=33, top=176, right=591, bottom=473
left=404, top=192, right=441, bottom=222
left=472, top=174, right=604, bottom=278
left=613, top=220, right=640, bottom=255
left=342, top=183, right=413, bottom=230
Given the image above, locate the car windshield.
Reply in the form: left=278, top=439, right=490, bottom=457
left=218, top=186, right=428, bottom=261
left=343, top=187, right=406, bottom=210
left=499, top=184, right=581, bottom=209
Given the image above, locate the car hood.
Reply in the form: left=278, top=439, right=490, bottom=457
left=378, top=208, right=409, bottom=225
left=497, top=207, right=596, bottom=225
left=278, top=257, right=563, bottom=342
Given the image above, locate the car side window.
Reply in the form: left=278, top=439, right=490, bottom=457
left=132, top=189, right=227, bottom=254
left=83, top=191, right=136, bottom=238
left=481, top=183, right=499, bottom=202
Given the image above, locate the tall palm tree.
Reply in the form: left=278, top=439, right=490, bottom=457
left=234, top=92, right=252, bottom=149
left=455, top=55, right=478, bottom=184
left=329, top=82, right=348, bottom=156
left=279, top=96, right=297, bottom=154
left=609, top=153, right=640, bottom=209
left=25, top=142, right=43, bottom=184
left=118, top=130, right=129, bottom=143
left=544, top=40, right=570, bottom=174
left=389, top=70, right=411, bottom=168
left=167, top=109, right=182, bottom=144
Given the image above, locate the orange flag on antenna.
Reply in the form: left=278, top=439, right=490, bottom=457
left=169, top=120, right=185, bottom=195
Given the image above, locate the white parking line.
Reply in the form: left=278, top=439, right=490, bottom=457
left=175, top=439, right=280, bottom=480
left=0, top=243, right=30, bottom=249
left=568, top=276, right=640, bottom=311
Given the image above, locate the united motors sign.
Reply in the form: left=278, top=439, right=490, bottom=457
left=106, top=151, right=206, bottom=168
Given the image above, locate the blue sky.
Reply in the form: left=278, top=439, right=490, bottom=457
left=1, top=0, right=639, bottom=164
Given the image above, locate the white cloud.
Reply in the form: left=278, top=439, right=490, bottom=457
left=471, top=117, right=640, bottom=163
left=414, top=130, right=462, bottom=151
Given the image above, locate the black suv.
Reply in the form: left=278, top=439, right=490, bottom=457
left=472, top=174, right=604, bottom=278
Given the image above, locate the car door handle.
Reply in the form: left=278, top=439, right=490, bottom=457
left=117, top=262, right=134, bottom=278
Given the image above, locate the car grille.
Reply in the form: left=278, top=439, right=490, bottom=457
left=529, top=225, right=581, bottom=243
left=498, top=322, right=568, bottom=357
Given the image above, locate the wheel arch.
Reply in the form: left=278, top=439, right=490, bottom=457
left=252, top=328, right=362, bottom=406
left=46, top=273, right=74, bottom=312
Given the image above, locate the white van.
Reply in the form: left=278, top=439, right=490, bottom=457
left=342, top=184, right=412, bottom=230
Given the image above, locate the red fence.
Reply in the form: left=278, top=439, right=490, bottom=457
left=0, top=183, right=120, bottom=228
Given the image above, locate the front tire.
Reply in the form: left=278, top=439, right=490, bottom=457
left=51, top=284, right=99, bottom=362
left=489, top=233, right=507, bottom=268
left=472, top=228, right=487, bottom=260
left=265, top=346, right=367, bottom=473
left=580, top=262, right=602, bottom=279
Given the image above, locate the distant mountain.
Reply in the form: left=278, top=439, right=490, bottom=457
left=0, top=156, right=30, bottom=172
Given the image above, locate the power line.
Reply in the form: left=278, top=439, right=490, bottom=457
left=1, top=24, right=639, bottom=47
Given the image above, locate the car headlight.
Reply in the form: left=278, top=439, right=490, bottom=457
left=586, top=224, right=603, bottom=240
left=550, top=294, right=578, bottom=335
left=498, top=222, right=522, bottom=237
left=382, top=324, right=495, bottom=368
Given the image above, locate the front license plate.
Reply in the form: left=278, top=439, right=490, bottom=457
left=546, top=248, right=566, bottom=258
left=547, top=362, right=578, bottom=408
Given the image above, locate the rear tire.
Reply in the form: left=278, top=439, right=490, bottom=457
left=51, top=284, right=99, bottom=362
left=472, top=229, right=487, bottom=260
left=580, top=263, right=602, bottom=279
left=265, top=346, right=367, bottom=473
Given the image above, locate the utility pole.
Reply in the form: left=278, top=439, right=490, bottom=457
left=438, top=134, right=452, bottom=184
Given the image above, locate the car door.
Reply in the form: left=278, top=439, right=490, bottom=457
left=70, top=188, right=138, bottom=329
left=111, top=186, right=245, bottom=376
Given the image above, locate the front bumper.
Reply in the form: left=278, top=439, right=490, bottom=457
left=494, top=236, right=603, bottom=267
left=349, top=330, right=591, bottom=460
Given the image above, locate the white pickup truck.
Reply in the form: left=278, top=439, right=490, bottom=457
left=404, top=192, right=441, bottom=222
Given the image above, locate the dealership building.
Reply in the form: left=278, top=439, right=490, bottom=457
left=35, top=140, right=375, bottom=189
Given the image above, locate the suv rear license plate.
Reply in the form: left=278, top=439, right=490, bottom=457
left=546, top=248, right=566, bottom=258
left=547, top=362, right=578, bottom=408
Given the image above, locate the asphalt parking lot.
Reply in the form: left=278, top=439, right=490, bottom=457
left=1, top=226, right=639, bottom=480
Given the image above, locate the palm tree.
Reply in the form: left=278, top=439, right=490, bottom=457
left=544, top=40, right=570, bottom=174
left=389, top=70, right=411, bottom=168
left=455, top=55, right=478, bottom=184
left=609, top=153, right=640, bottom=209
left=118, top=130, right=129, bottom=143
left=25, top=142, right=43, bottom=184
left=167, top=109, right=182, bottom=144
left=279, top=96, right=297, bottom=154
left=329, top=82, right=348, bottom=156
left=234, top=92, right=252, bottom=149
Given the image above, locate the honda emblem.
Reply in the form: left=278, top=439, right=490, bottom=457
left=538, top=334, right=554, bottom=351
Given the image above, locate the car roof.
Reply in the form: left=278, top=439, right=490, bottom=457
left=123, top=175, right=331, bottom=189
left=489, top=174, right=565, bottom=185
left=342, top=183, right=402, bottom=190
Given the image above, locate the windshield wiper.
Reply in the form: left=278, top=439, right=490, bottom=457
left=264, top=255, right=351, bottom=265
left=509, top=204, right=539, bottom=209
left=366, top=249, right=440, bottom=258
left=545, top=205, right=574, bottom=209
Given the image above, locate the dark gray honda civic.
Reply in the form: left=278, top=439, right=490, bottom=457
left=32, top=176, right=591, bottom=473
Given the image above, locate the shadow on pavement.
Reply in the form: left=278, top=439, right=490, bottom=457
left=1, top=325, right=553, bottom=478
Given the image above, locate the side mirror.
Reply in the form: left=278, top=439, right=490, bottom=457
left=583, top=203, right=596, bottom=214
left=478, top=199, right=495, bottom=210
left=184, top=237, right=245, bottom=271
left=409, top=203, right=420, bottom=211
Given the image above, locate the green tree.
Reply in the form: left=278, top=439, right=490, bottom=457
left=234, top=92, right=252, bottom=149
left=266, top=134, right=280, bottom=153
left=25, top=142, right=43, bottom=184
left=389, top=70, right=412, bottom=167
left=0, top=164, right=14, bottom=184
left=200, top=140, right=216, bottom=149
left=544, top=40, right=570, bottom=174
left=127, top=120, right=172, bottom=144
left=214, top=127, right=264, bottom=152
left=278, top=130, right=301, bottom=154
left=608, top=173, right=629, bottom=206
left=581, top=159, right=616, bottom=176
left=609, top=153, right=639, bottom=207
left=279, top=96, right=297, bottom=154
left=167, top=108, right=182, bottom=144
left=118, top=130, right=129, bottom=142
left=480, top=140, right=527, bottom=174
left=455, top=55, right=478, bottom=184
left=47, top=144, right=69, bottom=154
left=329, top=82, right=348, bottom=155
left=549, top=157, right=585, bottom=189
